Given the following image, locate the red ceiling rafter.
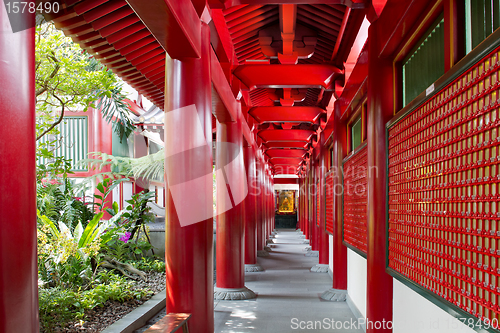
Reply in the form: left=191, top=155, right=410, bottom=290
left=233, top=64, right=342, bottom=90
left=264, top=141, right=309, bottom=149
left=249, top=106, right=324, bottom=123
left=266, top=149, right=307, bottom=158
left=258, top=129, right=315, bottom=142
left=46, top=0, right=370, bottom=175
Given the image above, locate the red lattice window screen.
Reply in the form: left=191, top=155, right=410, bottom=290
left=316, top=182, right=321, bottom=227
left=326, top=171, right=334, bottom=234
left=343, top=144, right=368, bottom=255
left=388, top=45, right=500, bottom=325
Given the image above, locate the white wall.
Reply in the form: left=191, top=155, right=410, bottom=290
left=329, top=235, right=333, bottom=274
left=122, top=181, right=133, bottom=208
left=393, top=279, right=476, bottom=333
left=347, top=249, right=367, bottom=318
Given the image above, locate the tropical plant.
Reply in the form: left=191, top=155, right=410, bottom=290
left=93, top=176, right=129, bottom=212
left=36, top=178, right=94, bottom=231
left=37, top=210, right=121, bottom=288
left=103, top=190, right=156, bottom=259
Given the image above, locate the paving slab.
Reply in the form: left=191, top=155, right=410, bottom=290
left=214, top=229, right=363, bottom=333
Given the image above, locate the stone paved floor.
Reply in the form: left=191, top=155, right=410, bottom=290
left=214, top=229, right=363, bottom=333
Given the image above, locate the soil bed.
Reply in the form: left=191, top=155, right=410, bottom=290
left=46, top=271, right=165, bottom=333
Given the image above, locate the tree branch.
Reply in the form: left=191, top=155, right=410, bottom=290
left=36, top=94, right=66, bottom=141
left=35, top=53, right=60, bottom=97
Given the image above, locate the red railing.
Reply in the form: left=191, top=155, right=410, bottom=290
left=388, top=44, right=500, bottom=324
left=343, top=144, right=368, bottom=255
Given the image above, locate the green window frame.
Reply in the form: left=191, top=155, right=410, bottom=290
left=402, top=16, right=445, bottom=106
left=350, top=117, right=362, bottom=152
left=465, top=0, right=500, bottom=54
left=37, top=116, right=89, bottom=171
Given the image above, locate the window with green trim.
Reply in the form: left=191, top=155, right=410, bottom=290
left=112, top=130, right=130, bottom=157
left=402, top=16, right=445, bottom=106
left=37, top=116, right=88, bottom=171
left=465, top=0, right=500, bottom=54
left=350, top=117, right=362, bottom=152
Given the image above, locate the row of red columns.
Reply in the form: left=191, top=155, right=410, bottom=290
left=164, top=23, right=276, bottom=330
left=0, top=8, right=392, bottom=333
left=296, top=18, right=394, bottom=330
left=298, top=15, right=395, bottom=328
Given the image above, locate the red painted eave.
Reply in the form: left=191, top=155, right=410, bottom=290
left=233, top=64, right=342, bottom=90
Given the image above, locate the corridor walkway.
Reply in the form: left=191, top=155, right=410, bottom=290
left=214, top=230, right=363, bottom=332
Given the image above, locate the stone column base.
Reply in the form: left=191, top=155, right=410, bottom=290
left=264, top=246, right=273, bottom=252
left=304, top=250, right=319, bottom=257
left=214, top=287, right=256, bottom=300
left=257, top=250, right=269, bottom=257
left=310, top=264, right=329, bottom=273
left=245, top=264, right=264, bottom=272
left=320, top=288, right=347, bottom=301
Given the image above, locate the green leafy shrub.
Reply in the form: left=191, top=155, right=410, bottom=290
left=36, top=178, right=94, bottom=231
left=39, top=272, right=153, bottom=332
left=128, top=257, right=166, bottom=273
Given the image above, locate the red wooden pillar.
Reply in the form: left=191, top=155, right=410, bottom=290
left=267, top=168, right=271, bottom=236
left=92, top=107, right=114, bottom=218
left=366, top=21, right=393, bottom=332
left=306, top=170, right=312, bottom=241
left=271, top=178, right=275, bottom=231
left=313, top=132, right=330, bottom=272
left=215, top=118, right=256, bottom=299
left=298, top=178, right=302, bottom=231
left=267, top=172, right=273, bottom=235
left=269, top=175, right=274, bottom=232
left=264, top=167, right=270, bottom=240
left=256, top=155, right=267, bottom=257
left=310, top=164, right=318, bottom=251
left=132, top=132, right=149, bottom=193
left=243, top=146, right=263, bottom=271
left=0, top=10, right=38, bottom=333
left=321, top=102, right=348, bottom=301
left=301, top=178, right=306, bottom=234
left=304, top=174, right=310, bottom=240
left=164, top=24, right=214, bottom=333
left=444, top=0, right=465, bottom=72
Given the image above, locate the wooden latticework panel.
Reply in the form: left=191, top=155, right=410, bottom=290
left=388, top=45, right=500, bottom=326
left=343, top=145, right=368, bottom=254
left=326, top=171, right=334, bottom=234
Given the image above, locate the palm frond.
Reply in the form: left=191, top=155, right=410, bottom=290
left=91, top=85, right=136, bottom=142
left=78, top=149, right=165, bottom=182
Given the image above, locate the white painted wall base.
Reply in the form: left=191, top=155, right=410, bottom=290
left=393, top=279, right=476, bottom=333
left=329, top=235, right=333, bottom=273
left=346, top=294, right=366, bottom=332
left=347, top=249, right=367, bottom=319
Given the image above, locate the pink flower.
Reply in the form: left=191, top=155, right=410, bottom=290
left=119, top=232, right=131, bottom=243
left=41, top=179, right=61, bottom=185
